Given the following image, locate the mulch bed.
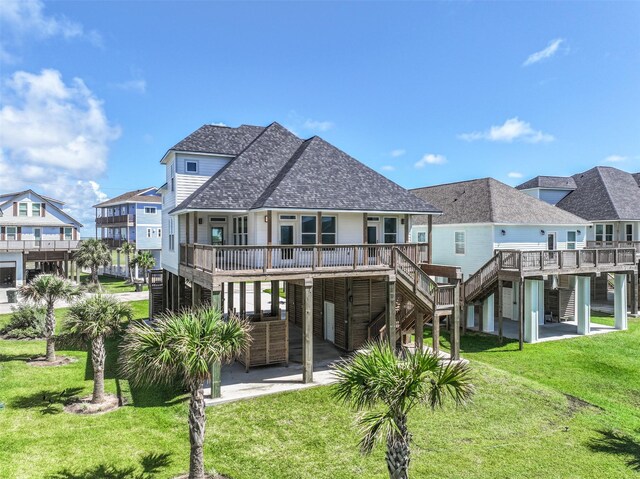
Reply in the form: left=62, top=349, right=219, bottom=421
left=173, top=475, right=229, bottom=479
left=64, top=394, right=121, bottom=415
left=28, top=356, right=78, bottom=367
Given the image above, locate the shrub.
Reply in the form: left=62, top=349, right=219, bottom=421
left=0, top=304, right=46, bottom=339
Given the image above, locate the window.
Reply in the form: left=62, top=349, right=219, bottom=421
left=626, top=224, right=633, bottom=242
left=567, top=231, right=577, bottom=250
left=454, top=231, right=465, bottom=255
left=279, top=214, right=296, bottom=221
left=367, top=216, right=380, bottom=222
left=144, top=207, right=157, bottom=214
left=168, top=218, right=175, bottom=250
left=64, top=227, right=73, bottom=240
left=6, top=226, right=17, bottom=240
left=186, top=161, right=198, bottom=173
left=595, top=224, right=614, bottom=242
left=121, top=206, right=127, bottom=215
left=171, top=177, right=175, bottom=192
left=417, top=232, right=426, bottom=243
left=158, top=228, right=161, bottom=238
left=384, top=217, right=397, bottom=244
left=301, top=215, right=316, bottom=245
left=32, top=203, right=41, bottom=216
left=209, top=217, right=227, bottom=223
left=147, top=228, right=152, bottom=238
left=321, top=216, right=336, bottom=244
left=19, top=203, right=28, bottom=216
left=233, top=216, right=248, bottom=245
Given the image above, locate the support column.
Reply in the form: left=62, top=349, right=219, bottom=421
left=227, top=282, right=234, bottom=314
left=178, top=276, right=186, bottom=310
left=210, top=287, right=223, bottom=399
left=512, top=280, right=520, bottom=324
left=386, top=276, right=397, bottom=348
left=631, top=271, right=638, bottom=316
left=576, top=276, right=591, bottom=335
left=302, top=278, right=314, bottom=384
left=415, top=310, right=424, bottom=351
left=192, top=282, right=202, bottom=308
left=451, top=280, right=460, bottom=360
left=270, top=280, right=280, bottom=318
left=239, top=282, right=247, bottom=317
left=75, top=261, right=80, bottom=284
left=497, top=280, right=503, bottom=343
left=432, top=312, right=440, bottom=355
left=482, top=293, right=494, bottom=332
left=614, top=273, right=628, bottom=330
left=524, top=279, right=541, bottom=343
left=253, top=281, right=262, bottom=316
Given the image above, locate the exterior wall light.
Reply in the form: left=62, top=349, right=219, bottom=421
left=501, top=229, right=506, bottom=236
left=540, top=230, right=545, bottom=235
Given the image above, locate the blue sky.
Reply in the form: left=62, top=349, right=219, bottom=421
left=1, top=1, right=639, bottom=234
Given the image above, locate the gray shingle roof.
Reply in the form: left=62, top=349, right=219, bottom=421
left=171, top=122, right=440, bottom=214
left=516, top=175, right=577, bottom=190
left=93, top=187, right=161, bottom=208
left=634, top=173, right=640, bottom=187
left=555, top=167, right=640, bottom=220
left=410, top=178, right=588, bottom=226
left=169, top=124, right=265, bottom=156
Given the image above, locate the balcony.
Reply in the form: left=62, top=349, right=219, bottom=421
left=180, top=242, right=428, bottom=281
left=96, top=214, right=135, bottom=225
left=587, top=240, right=640, bottom=254
left=499, top=248, right=636, bottom=273
left=102, top=238, right=126, bottom=249
left=0, top=240, right=81, bottom=252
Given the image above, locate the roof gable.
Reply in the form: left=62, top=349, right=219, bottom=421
left=0, top=189, right=83, bottom=227
left=94, top=187, right=161, bottom=208
left=411, top=178, right=587, bottom=226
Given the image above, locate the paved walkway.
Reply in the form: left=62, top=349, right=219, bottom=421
left=0, top=290, right=148, bottom=314
left=479, top=317, right=618, bottom=343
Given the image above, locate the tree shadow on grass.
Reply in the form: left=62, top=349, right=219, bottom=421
left=0, top=353, right=40, bottom=363
left=588, top=428, right=640, bottom=472
left=48, top=452, right=172, bottom=479
left=10, top=387, right=84, bottom=415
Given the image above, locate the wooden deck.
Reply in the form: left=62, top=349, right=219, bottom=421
left=587, top=240, right=640, bottom=255
left=0, top=240, right=80, bottom=252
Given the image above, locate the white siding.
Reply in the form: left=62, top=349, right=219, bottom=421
left=586, top=221, right=640, bottom=242
left=174, top=153, right=231, bottom=204
left=538, top=189, right=573, bottom=205
left=493, top=225, right=587, bottom=251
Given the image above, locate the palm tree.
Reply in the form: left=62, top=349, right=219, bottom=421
left=75, top=238, right=112, bottom=286
left=135, top=250, right=155, bottom=284
left=119, top=241, right=137, bottom=284
left=120, top=308, right=250, bottom=479
left=333, top=342, right=474, bottom=479
left=64, top=295, right=132, bottom=403
left=19, top=274, right=82, bottom=362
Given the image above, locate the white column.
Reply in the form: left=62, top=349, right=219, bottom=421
left=512, top=280, right=520, bottom=323
left=482, top=293, right=494, bottom=332
left=466, top=305, right=475, bottom=329
left=524, top=280, right=540, bottom=343
left=576, top=276, right=591, bottom=335
left=614, top=274, right=628, bottom=330
left=537, top=280, right=545, bottom=326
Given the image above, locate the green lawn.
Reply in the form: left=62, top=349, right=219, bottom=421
left=263, top=287, right=286, bottom=299
left=80, top=273, right=148, bottom=294
left=1, top=306, right=639, bottom=478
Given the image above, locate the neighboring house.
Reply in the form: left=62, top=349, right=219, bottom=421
left=410, top=178, right=637, bottom=344
left=94, top=187, right=162, bottom=278
left=517, top=166, right=640, bottom=305
left=155, top=122, right=452, bottom=390
left=0, top=190, right=82, bottom=302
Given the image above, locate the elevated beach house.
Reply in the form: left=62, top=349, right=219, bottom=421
left=517, top=166, right=640, bottom=305
left=410, top=178, right=637, bottom=345
left=0, top=190, right=82, bottom=302
left=94, top=187, right=163, bottom=278
left=151, top=122, right=459, bottom=391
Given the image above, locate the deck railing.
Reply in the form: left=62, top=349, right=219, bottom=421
left=0, top=240, right=81, bottom=252
left=180, top=242, right=421, bottom=275
left=96, top=214, right=135, bottom=225
left=587, top=240, right=640, bottom=254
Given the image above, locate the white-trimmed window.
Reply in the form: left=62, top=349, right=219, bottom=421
left=595, top=224, right=614, bottom=242
left=626, top=224, right=633, bottom=242
left=158, top=228, right=161, bottom=238
left=301, top=215, right=316, bottom=245
left=417, top=232, right=426, bottom=243
left=32, top=203, right=41, bottom=216
left=233, top=216, right=248, bottom=245
left=168, top=218, right=175, bottom=250
left=64, top=227, right=73, bottom=240
left=186, top=160, right=198, bottom=173
left=567, top=231, right=577, bottom=250
left=6, top=226, right=17, bottom=240
left=321, top=216, right=336, bottom=244
left=454, top=231, right=466, bottom=255
left=147, top=228, right=152, bottom=238
left=19, top=203, right=28, bottom=216
left=384, top=217, right=397, bottom=244
left=144, top=207, right=157, bottom=214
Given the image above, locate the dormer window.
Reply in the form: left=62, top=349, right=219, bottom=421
left=32, top=203, right=41, bottom=216
left=19, top=203, right=28, bottom=216
left=186, top=161, right=198, bottom=173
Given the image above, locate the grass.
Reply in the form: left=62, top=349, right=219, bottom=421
left=263, top=287, right=286, bottom=299
left=1, top=305, right=639, bottom=478
left=80, top=273, right=148, bottom=294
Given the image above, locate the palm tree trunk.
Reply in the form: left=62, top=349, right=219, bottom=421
left=91, top=266, right=98, bottom=285
left=385, top=413, right=410, bottom=479
left=91, top=335, right=106, bottom=404
left=188, top=384, right=206, bottom=479
left=127, top=254, right=134, bottom=283
left=45, top=302, right=56, bottom=362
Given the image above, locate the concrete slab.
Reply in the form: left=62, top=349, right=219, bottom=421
left=480, top=317, right=618, bottom=343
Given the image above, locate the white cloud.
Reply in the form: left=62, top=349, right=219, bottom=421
left=390, top=149, right=406, bottom=158
left=523, top=38, right=565, bottom=66
left=415, top=154, right=447, bottom=168
left=0, top=69, right=119, bottom=228
left=0, top=0, right=102, bottom=62
left=604, top=154, right=628, bottom=163
left=459, top=117, right=554, bottom=144
left=111, top=79, right=146, bottom=94
left=381, top=165, right=395, bottom=172
left=507, top=171, right=524, bottom=178
left=303, top=119, right=334, bottom=132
